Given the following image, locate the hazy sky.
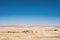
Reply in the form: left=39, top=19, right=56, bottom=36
left=0, top=0, right=60, bottom=26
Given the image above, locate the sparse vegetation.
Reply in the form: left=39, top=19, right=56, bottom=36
left=0, top=26, right=60, bottom=40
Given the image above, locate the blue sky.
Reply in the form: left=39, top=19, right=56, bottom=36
left=0, top=0, right=60, bottom=26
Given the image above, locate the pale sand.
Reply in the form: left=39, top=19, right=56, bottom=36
left=0, top=26, right=60, bottom=40
left=0, top=38, right=60, bottom=40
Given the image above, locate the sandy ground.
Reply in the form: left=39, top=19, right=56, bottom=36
left=0, top=38, right=60, bottom=40
left=0, top=26, right=60, bottom=40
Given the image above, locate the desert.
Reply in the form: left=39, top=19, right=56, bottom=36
left=0, top=26, right=60, bottom=40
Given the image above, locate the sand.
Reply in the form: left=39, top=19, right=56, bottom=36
left=0, top=26, right=60, bottom=40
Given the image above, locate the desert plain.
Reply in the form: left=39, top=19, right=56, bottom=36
left=0, top=26, right=60, bottom=40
